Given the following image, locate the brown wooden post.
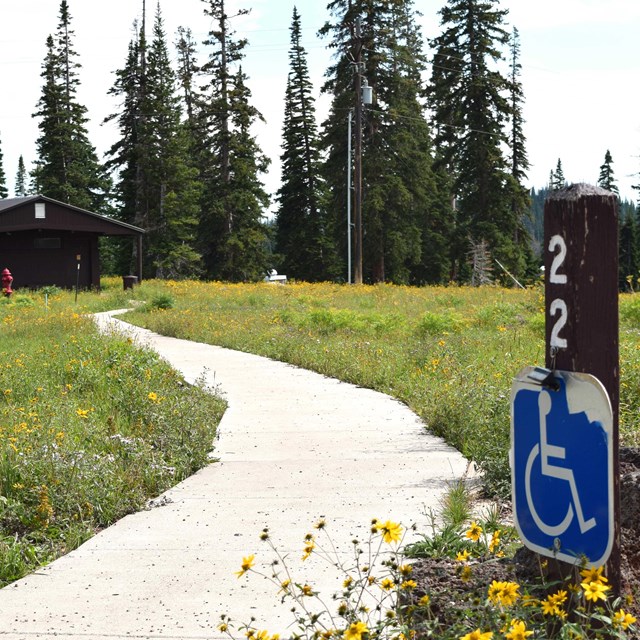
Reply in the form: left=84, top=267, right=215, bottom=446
left=544, top=183, right=620, bottom=590
left=137, top=235, right=143, bottom=283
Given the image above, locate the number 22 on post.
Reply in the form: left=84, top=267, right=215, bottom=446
left=549, top=234, right=568, bottom=350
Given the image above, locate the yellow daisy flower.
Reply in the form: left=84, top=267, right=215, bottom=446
left=235, top=554, right=255, bottom=578
left=465, top=522, right=482, bottom=542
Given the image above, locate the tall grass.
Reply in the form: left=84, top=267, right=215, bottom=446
left=0, top=293, right=225, bottom=585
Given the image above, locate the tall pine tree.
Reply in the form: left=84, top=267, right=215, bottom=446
left=549, top=158, right=566, bottom=190
left=504, top=26, right=533, bottom=278
left=105, top=3, right=202, bottom=279
left=275, top=7, right=337, bottom=282
left=429, top=0, right=527, bottom=281
left=597, top=149, right=619, bottom=195
left=196, top=0, right=270, bottom=281
left=31, top=0, right=110, bottom=211
left=320, top=0, right=448, bottom=284
left=141, top=4, right=202, bottom=278
left=15, top=156, right=28, bottom=197
left=0, top=134, right=7, bottom=199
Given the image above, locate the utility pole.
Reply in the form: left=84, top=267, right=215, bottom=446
left=347, top=109, right=353, bottom=284
left=353, top=17, right=363, bottom=285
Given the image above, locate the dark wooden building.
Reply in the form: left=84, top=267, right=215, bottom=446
left=0, top=195, right=144, bottom=289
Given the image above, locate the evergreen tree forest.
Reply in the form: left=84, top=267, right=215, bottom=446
left=1, top=0, right=639, bottom=285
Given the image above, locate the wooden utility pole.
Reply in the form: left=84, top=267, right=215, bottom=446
left=544, top=183, right=620, bottom=591
left=353, top=17, right=363, bottom=285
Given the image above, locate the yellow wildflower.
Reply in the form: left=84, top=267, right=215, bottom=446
left=465, top=522, right=482, bottom=542
left=579, top=566, right=608, bottom=584
left=381, top=578, right=395, bottom=591
left=581, top=580, right=610, bottom=603
left=418, top=594, right=431, bottom=607
left=343, top=621, right=368, bottom=640
left=505, top=620, right=533, bottom=640
left=540, top=596, right=559, bottom=616
left=501, top=582, right=520, bottom=607
left=400, top=580, right=417, bottom=590
left=613, top=609, right=637, bottom=630
left=379, top=520, right=402, bottom=544
left=279, top=579, right=290, bottom=593
left=399, top=564, right=413, bottom=576
left=301, top=584, right=314, bottom=596
left=488, top=581, right=520, bottom=607
left=460, top=565, right=473, bottom=582
left=302, top=538, right=315, bottom=561
left=456, top=549, right=471, bottom=562
left=460, top=629, right=493, bottom=640
left=76, top=408, right=89, bottom=418
left=489, top=530, right=501, bottom=553
left=235, top=554, right=255, bottom=578
left=549, top=590, right=568, bottom=607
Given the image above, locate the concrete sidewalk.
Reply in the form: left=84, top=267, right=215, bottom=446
left=0, top=311, right=473, bottom=640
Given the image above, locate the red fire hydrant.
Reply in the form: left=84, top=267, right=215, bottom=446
left=2, top=268, right=13, bottom=297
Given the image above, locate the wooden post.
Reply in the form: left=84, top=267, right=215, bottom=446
left=544, top=183, right=620, bottom=590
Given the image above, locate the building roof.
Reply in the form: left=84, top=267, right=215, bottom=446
left=0, top=195, right=144, bottom=235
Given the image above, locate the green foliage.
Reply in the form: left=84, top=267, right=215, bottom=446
left=319, top=0, right=450, bottom=284
left=275, top=7, right=338, bottom=282
left=0, top=134, right=8, bottom=199
left=415, top=311, right=466, bottom=335
left=195, top=2, right=270, bottom=282
left=429, top=0, right=531, bottom=282
left=31, top=1, right=111, bottom=210
left=149, top=293, right=175, bottom=310
left=104, top=4, right=203, bottom=279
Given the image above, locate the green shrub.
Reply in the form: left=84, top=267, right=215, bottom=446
left=149, top=293, right=175, bottom=310
left=415, top=311, right=466, bottom=336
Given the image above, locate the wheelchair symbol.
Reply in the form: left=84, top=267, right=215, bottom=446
left=524, top=389, right=596, bottom=537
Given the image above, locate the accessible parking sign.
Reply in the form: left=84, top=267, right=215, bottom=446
left=511, top=367, right=614, bottom=567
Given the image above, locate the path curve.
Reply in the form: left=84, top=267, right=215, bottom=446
left=0, top=311, right=473, bottom=640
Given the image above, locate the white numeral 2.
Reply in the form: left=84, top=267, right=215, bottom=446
left=550, top=299, right=568, bottom=348
left=549, top=235, right=567, bottom=284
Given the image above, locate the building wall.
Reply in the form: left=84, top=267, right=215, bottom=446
left=0, top=232, right=97, bottom=289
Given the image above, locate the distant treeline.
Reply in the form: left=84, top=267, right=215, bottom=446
left=0, top=0, right=637, bottom=286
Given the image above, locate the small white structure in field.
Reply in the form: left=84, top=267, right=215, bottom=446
left=264, top=269, right=287, bottom=284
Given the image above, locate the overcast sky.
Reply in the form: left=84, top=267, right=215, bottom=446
left=1, top=0, right=639, bottom=206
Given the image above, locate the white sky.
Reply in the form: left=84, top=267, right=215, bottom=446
left=0, top=0, right=639, bottom=206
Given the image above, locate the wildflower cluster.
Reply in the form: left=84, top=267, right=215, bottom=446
left=406, top=514, right=637, bottom=639
left=220, top=518, right=431, bottom=640
left=221, top=516, right=631, bottom=640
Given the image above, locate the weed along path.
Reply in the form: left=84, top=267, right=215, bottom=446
left=0, top=310, right=474, bottom=640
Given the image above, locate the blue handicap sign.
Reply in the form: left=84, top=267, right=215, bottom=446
left=511, top=368, right=614, bottom=567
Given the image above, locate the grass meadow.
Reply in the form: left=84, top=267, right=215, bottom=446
left=0, top=289, right=225, bottom=586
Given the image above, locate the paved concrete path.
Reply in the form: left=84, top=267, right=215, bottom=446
left=0, top=311, right=473, bottom=640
